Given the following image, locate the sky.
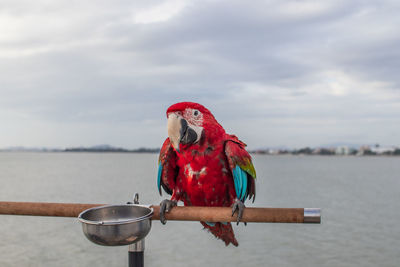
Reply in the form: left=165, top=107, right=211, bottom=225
left=1, top=0, right=400, bottom=149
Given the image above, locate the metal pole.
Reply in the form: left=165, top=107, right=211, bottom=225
left=128, top=193, right=145, bottom=267
left=128, top=239, right=144, bottom=267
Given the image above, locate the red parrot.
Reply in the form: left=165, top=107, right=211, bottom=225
left=157, top=102, right=256, bottom=246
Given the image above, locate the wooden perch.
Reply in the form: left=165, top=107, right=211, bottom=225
left=0, top=201, right=320, bottom=223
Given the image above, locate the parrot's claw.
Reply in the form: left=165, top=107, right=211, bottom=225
left=159, top=199, right=177, bottom=225
left=231, top=198, right=246, bottom=225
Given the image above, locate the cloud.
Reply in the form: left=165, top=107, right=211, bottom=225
left=0, top=0, right=399, bottom=148
left=133, top=0, right=187, bottom=24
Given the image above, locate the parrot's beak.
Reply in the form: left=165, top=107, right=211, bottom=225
left=167, top=113, right=202, bottom=151
left=167, top=113, right=181, bottom=150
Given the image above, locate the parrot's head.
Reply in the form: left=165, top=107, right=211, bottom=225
left=166, top=102, right=222, bottom=152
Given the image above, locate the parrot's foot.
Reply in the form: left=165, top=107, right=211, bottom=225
left=159, top=199, right=177, bottom=225
left=231, top=198, right=246, bottom=225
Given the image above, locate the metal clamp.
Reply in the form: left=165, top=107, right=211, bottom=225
left=304, top=208, right=321, bottom=223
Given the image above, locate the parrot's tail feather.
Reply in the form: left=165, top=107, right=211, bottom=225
left=200, top=222, right=239, bottom=247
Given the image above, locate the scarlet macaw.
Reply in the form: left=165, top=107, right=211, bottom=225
left=157, top=102, right=256, bottom=246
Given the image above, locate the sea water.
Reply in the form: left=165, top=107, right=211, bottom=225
left=0, top=153, right=399, bottom=266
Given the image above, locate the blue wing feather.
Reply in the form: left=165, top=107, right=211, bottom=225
left=241, top=169, right=247, bottom=201
left=237, top=167, right=243, bottom=199
left=233, top=166, right=240, bottom=199
left=239, top=166, right=244, bottom=199
left=237, top=166, right=243, bottom=199
left=233, top=165, right=248, bottom=202
left=157, top=162, right=163, bottom=195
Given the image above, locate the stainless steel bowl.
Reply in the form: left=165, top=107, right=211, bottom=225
left=78, top=204, right=153, bottom=246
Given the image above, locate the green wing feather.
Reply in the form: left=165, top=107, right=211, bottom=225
left=225, top=135, right=256, bottom=202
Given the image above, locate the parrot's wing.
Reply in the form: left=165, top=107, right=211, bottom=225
left=224, top=135, right=256, bottom=202
left=157, top=138, right=179, bottom=196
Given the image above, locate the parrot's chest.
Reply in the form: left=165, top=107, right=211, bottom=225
left=178, top=152, right=225, bottom=185
left=176, top=151, right=232, bottom=206
left=183, top=164, right=208, bottom=184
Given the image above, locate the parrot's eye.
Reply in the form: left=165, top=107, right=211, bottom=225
left=193, top=110, right=199, bottom=117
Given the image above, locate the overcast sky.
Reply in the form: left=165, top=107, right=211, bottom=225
left=1, top=0, right=399, bottom=149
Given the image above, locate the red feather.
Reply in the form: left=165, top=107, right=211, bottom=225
left=158, top=138, right=178, bottom=195
left=201, top=222, right=238, bottom=246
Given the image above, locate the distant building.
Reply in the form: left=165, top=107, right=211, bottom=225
left=370, top=146, right=396, bottom=155
left=312, top=148, right=335, bottom=155
left=335, top=146, right=350, bottom=155
left=357, top=146, right=374, bottom=156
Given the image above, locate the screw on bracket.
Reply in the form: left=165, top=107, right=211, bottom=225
left=133, top=193, right=139, bottom=204
left=126, top=193, right=140, bottom=205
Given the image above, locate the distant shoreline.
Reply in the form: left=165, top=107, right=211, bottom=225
left=0, top=145, right=160, bottom=154
left=1, top=144, right=399, bottom=156
left=64, top=147, right=160, bottom=153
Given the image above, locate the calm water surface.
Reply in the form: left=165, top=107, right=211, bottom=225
left=0, top=153, right=399, bottom=266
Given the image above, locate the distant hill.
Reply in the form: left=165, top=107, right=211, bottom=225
left=64, top=145, right=160, bottom=153
left=0, top=146, right=63, bottom=152
left=1, top=145, right=160, bottom=153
